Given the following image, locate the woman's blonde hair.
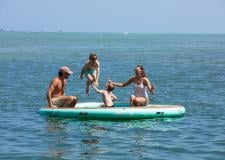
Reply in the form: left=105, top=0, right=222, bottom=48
left=136, top=64, right=146, bottom=77
left=89, top=52, right=97, bottom=60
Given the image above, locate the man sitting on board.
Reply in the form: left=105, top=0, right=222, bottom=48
left=47, top=66, right=78, bottom=108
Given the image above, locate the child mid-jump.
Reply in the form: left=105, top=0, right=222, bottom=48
left=92, top=82, right=117, bottom=107
left=80, top=52, right=100, bottom=95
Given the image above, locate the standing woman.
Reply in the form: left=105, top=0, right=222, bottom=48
left=109, top=65, right=155, bottom=106
left=80, top=52, right=100, bottom=95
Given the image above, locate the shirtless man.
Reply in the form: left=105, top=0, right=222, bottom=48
left=47, top=66, right=77, bottom=108
left=92, top=82, right=117, bottom=107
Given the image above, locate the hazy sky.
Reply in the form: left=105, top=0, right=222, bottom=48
left=1, top=0, right=225, bottom=33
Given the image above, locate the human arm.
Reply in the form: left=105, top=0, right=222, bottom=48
left=95, top=61, right=100, bottom=85
left=79, top=63, right=88, bottom=79
left=92, top=85, right=104, bottom=94
left=47, top=79, right=57, bottom=108
left=144, top=77, right=155, bottom=94
left=108, top=77, right=134, bottom=87
left=62, top=80, right=66, bottom=96
left=111, top=92, right=117, bottom=101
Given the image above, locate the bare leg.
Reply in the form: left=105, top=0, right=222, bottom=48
left=130, top=95, right=136, bottom=106
left=133, top=97, right=148, bottom=106
left=85, top=81, right=91, bottom=96
left=85, top=74, right=94, bottom=96
left=70, top=96, right=77, bottom=107
left=91, top=75, right=98, bottom=86
left=62, top=96, right=77, bottom=108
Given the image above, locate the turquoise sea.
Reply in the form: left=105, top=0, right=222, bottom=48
left=0, top=32, right=225, bottom=160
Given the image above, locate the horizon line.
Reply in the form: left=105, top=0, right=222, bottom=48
left=1, top=29, right=225, bottom=35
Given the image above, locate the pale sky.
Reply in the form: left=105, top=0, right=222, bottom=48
left=1, top=0, right=225, bottom=33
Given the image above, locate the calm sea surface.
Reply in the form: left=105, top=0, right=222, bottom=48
left=0, top=32, right=225, bottom=160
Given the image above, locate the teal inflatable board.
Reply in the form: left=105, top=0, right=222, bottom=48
left=39, top=102, right=185, bottom=120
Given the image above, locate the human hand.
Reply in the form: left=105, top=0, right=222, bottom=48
left=150, top=85, right=155, bottom=94
left=48, top=99, right=58, bottom=108
left=93, top=81, right=99, bottom=87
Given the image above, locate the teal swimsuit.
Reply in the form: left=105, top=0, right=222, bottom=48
left=83, top=69, right=96, bottom=76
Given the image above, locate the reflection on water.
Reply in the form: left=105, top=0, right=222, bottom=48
left=43, top=147, right=65, bottom=159
left=79, top=121, right=109, bottom=158
left=46, top=117, right=68, bottom=132
left=80, top=139, right=102, bottom=158
left=43, top=118, right=113, bottom=159
left=42, top=118, right=69, bottom=159
left=81, top=139, right=99, bottom=144
left=42, top=117, right=183, bottom=159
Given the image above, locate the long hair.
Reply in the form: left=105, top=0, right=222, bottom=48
left=89, top=52, right=97, bottom=60
left=136, top=64, right=146, bottom=77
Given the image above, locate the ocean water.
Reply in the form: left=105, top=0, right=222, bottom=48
left=0, top=32, right=225, bottom=160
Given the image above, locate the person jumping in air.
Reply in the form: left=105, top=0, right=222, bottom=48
left=80, top=52, right=100, bottom=95
left=92, top=82, right=117, bottom=107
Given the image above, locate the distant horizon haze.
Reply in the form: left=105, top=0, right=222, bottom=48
left=1, top=0, right=225, bottom=33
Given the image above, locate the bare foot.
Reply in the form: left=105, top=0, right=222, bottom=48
left=49, top=105, right=58, bottom=109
